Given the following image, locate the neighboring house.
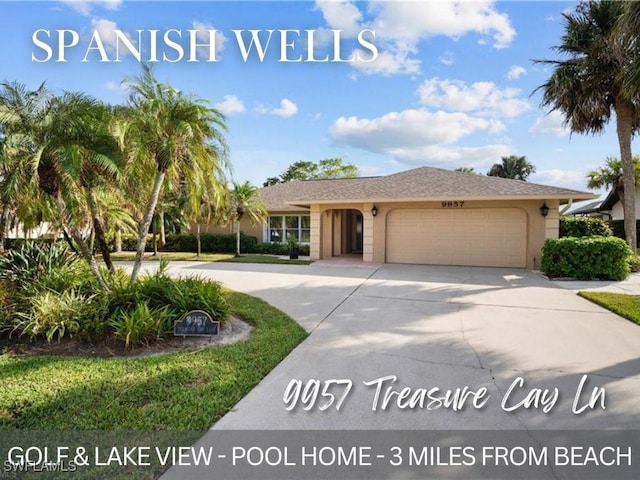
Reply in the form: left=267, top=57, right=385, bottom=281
left=5, top=221, right=58, bottom=240
left=596, top=185, right=640, bottom=220
left=566, top=200, right=606, bottom=218
left=195, top=166, right=595, bottom=269
left=567, top=185, right=640, bottom=220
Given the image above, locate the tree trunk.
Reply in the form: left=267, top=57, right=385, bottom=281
left=115, top=228, right=122, bottom=253
left=130, top=169, right=166, bottom=283
left=152, top=220, right=158, bottom=256
left=616, top=100, right=637, bottom=252
left=196, top=223, right=201, bottom=257
left=62, top=229, right=79, bottom=254
left=88, top=228, right=95, bottom=254
left=0, top=205, right=8, bottom=254
left=235, top=219, right=241, bottom=257
left=54, top=194, right=110, bottom=292
left=87, top=189, right=114, bottom=273
left=159, top=209, right=166, bottom=247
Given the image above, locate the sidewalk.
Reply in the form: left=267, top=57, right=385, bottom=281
left=552, top=272, right=640, bottom=294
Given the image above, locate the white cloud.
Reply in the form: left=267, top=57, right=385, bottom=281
left=530, top=169, right=586, bottom=189
left=214, top=95, right=245, bottom=115
left=257, top=99, right=298, bottom=118
left=63, top=0, right=122, bottom=16
left=392, top=144, right=513, bottom=166
left=528, top=110, right=570, bottom=136
left=90, top=18, right=135, bottom=55
left=507, top=65, right=526, bottom=80
left=439, top=50, right=455, bottom=66
left=350, top=44, right=420, bottom=76
left=105, top=81, right=118, bottom=90
left=315, top=0, right=515, bottom=77
left=315, top=1, right=363, bottom=37
left=330, top=108, right=507, bottom=165
left=417, top=77, right=531, bottom=118
left=367, top=0, right=516, bottom=49
left=191, top=21, right=226, bottom=59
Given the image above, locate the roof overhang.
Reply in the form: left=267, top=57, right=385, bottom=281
left=284, top=193, right=598, bottom=206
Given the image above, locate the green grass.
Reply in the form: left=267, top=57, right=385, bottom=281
left=578, top=291, right=640, bottom=326
left=0, top=290, right=308, bottom=430
left=107, top=251, right=312, bottom=265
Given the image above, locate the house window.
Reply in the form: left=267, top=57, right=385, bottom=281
left=266, top=215, right=310, bottom=243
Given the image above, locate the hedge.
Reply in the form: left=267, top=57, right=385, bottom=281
left=541, top=236, right=631, bottom=281
left=559, top=216, right=612, bottom=238
left=107, top=232, right=310, bottom=255
left=163, top=233, right=258, bottom=253
left=6, top=233, right=311, bottom=256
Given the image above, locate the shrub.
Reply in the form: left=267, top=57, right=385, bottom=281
left=542, top=236, right=631, bottom=280
left=110, top=302, right=171, bottom=349
left=136, top=260, right=229, bottom=321
left=13, top=290, right=97, bottom=342
left=0, top=242, right=78, bottom=289
left=253, top=242, right=310, bottom=256
left=629, top=254, right=640, bottom=273
left=163, top=232, right=258, bottom=253
left=29, top=261, right=95, bottom=295
left=111, top=234, right=154, bottom=252
left=0, top=280, right=16, bottom=337
left=559, top=216, right=612, bottom=238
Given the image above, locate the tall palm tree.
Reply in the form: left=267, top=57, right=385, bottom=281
left=617, top=2, right=640, bottom=94
left=486, top=155, right=536, bottom=181
left=230, top=181, right=266, bottom=257
left=123, top=66, right=229, bottom=282
left=535, top=1, right=640, bottom=250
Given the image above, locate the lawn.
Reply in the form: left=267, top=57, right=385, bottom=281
left=0, top=290, right=308, bottom=430
left=578, top=291, right=640, bottom=326
left=107, top=251, right=313, bottom=265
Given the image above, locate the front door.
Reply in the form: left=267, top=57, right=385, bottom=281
left=348, top=210, right=363, bottom=254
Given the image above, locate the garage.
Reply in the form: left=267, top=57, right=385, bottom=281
left=385, top=208, right=527, bottom=268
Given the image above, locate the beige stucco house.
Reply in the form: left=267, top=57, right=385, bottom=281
left=199, top=167, right=596, bottom=269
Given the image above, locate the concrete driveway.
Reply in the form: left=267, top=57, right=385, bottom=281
left=153, top=261, right=640, bottom=431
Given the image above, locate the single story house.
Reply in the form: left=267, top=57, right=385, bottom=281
left=198, top=166, right=596, bottom=269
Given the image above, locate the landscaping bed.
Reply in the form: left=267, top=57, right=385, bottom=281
left=0, top=290, right=307, bottom=429
left=0, top=242, right=308, bottom=429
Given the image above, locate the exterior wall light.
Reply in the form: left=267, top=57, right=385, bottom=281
left=540, top=203, right=550, bottom=217
left=371, top=205, right=378, bottom=217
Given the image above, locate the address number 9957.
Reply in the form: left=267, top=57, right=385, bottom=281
left=283, top=379, right=353, bottom=411
left=441, top=201, right=464, bottom=208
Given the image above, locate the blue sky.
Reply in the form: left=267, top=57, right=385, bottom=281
left=2, top=0, right=636, bottom=197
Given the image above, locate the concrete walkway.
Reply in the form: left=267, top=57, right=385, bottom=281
left=552, top=272, right=640, bottom=294
left=154, top=262, right=640, bottom=480
left=138, top=261, right=640, bottom=431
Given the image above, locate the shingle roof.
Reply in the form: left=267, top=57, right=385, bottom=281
left=259, top=166, right=596, bottom=210
left=566, top=200, right=603, bottom=215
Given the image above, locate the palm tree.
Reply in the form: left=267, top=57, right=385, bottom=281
left=0, top=82, right=122, bottom=291
left=122, top=66, right=229, bottom=282
left=617, top=2, right=640, bottom=94
left=230, top=181, right=266, bottom=257
left=587, top=156, right=640, bottom=190
left=535, top=1, right=640, bottom=250
left=486, top=155, right=536, bottom=181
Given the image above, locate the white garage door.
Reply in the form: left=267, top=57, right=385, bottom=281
left=386, top=208, right=527, bottom=268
